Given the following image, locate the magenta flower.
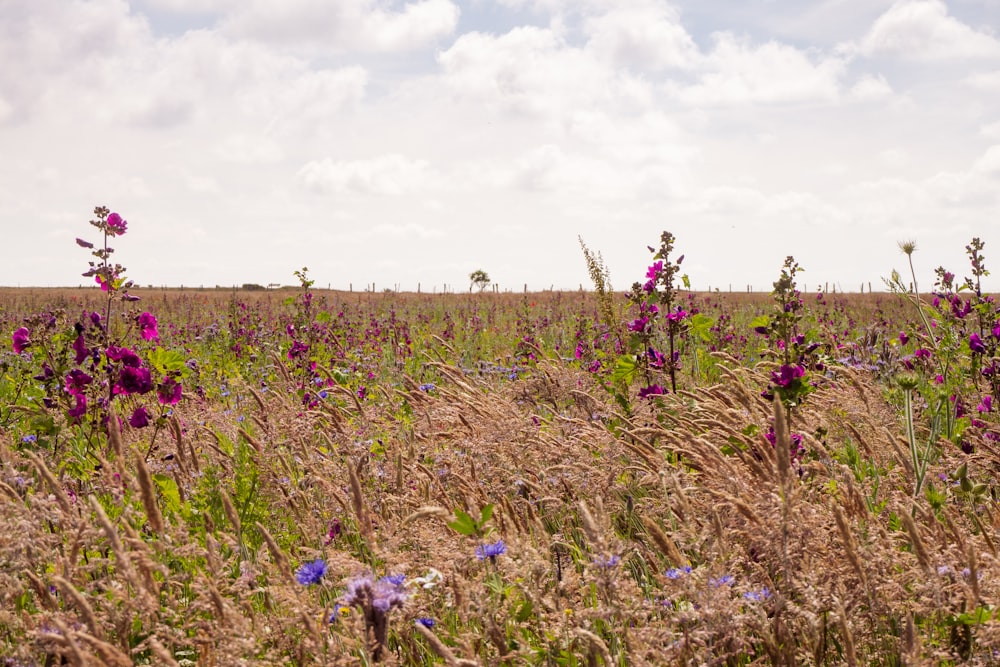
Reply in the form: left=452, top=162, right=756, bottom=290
left=638, top=384, right=666, bottom=399
left=12, top=327, right=30, bottom=354
left=95, top=275, right=110, bottom=292
left=72, top=334, right=88, bottom=364
left=64, top=369, right=93, bottom=396
left=129, top=406, right=150, bottom=428
left=627, top=316, right=649, bottom=333
left=770, top=364, right=805, bottom=388
left=970, top=333, right=986, bottom=354
left=157, top=377, right=182, bottom=405
left=67, top=395, right=88, bottom=422
left=116, top=366, right=153, bottom=395
left=978, top=396, right=993, bottom=414
left=107, top=212, right=127, bottom=235
left=665, top=308, right=688, bottom=322
left=107, top=346, right=142, bottom=367
left=138, top=312, right=159, bottom=341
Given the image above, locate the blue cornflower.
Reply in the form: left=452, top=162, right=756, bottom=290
left=416, top=617, right=435, bottom=628
left=318, top=390, right=329, bottom=399
left=665, top=565, right=692, bottom=579
left=295, top=559, right=327, bottom=586
left=475, top=540, right=507, bottom=561
left=594, top=554, right=621, bottom=568
left=743, top=587, right=771, bottom=602
left=20, top=435, right=37, bottom=444
left=381, top=573, right=406, bottom=586
left=710, top=574, right=735, bottom=587
left=418, top=383, right=435, bottom=392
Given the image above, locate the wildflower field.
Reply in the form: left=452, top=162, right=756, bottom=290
left=2, top=209, right=1000, bottom=665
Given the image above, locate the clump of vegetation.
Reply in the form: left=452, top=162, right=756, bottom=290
left=0, top=207, right=998, bottom=665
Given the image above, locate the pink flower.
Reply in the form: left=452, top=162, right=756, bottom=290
left=107, top=212, right=127, bottom=235
left=157, top=377, right=182, bottom=405
left=129, top=406, right=150, bottom=428
left=138, top=312, right=159, bottom=341
left=12, top=327, right=30, bottom=354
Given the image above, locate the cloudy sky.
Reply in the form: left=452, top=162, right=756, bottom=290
left=3, top=0, right=1000, bottom=292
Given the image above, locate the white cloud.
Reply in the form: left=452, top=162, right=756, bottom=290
left=583, top=5, right=700, bottom=70
left=850, top=73, right=894, bottom=100
left=670, top=33, right=845, bottom=106
left=221, top=0, right=459, bottom=53
left=298, top=154, right=438, bottom=195
left=964, top=70, right=1000, bottom=91
left=858, top=0, right=1000, bottom=60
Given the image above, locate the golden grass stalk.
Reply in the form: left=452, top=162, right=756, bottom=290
left=900, top=510, right=931, bottom=574
left=255, top=521, right=293, bottom=581
left=148, top=637, right=182, bottom=667
left=53, top=575, right=102, bottom=639
left=72, top=629, right=132, bottom=667
left=837, top=606, right=858, bottom=667
left=641, top=516, right=686, bottom=566
left=107, top=409, right=124, bottom=459
left=48, top=616, right=88, bottom=666
left=134, top=452, right=164, bottom=534
left=26, top=451, right=73, bottom=516
left=832, top=504, right=870, bottom=595
left=348, top=462, right=372, bottom=537
left=218, top=487, right=241, bottom=535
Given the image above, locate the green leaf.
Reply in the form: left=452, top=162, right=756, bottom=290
left=515, top=598, right=534, bottom=622
left=611, top=355, right=638, bottom=386
left=447, top=509, right=478, bottom=536
left=153, top=473, right=181, bottom=514
left=479, top=504, right=494, bottom=525
left=148, top=347, right=188, bottom=376
left=750, top=315, right=770, bottom=330
left=687, top=313, right=715, bottom=342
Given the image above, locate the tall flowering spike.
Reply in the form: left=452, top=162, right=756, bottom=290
left=295, top=559, right=327, bottom=586
left=12, top=327, right=30, bottom=354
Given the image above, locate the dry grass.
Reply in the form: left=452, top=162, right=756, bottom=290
left=1, top=291, right=998, bottom=665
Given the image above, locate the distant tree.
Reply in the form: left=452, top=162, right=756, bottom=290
left=469, top=269, right=491, bottom=292
left=241, top=283, right=266, bottom=291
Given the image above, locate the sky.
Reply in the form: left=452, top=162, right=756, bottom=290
left=2, top=0, right=1000, bottom=293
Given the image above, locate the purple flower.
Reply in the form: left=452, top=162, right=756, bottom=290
left=710, top=574, right=734, bottom=587
left=157, top=377, right=182, bottom=405
left=770, top=364, right=805, bottom=388
left=72, top=334, right=88, bottom=364
left=107, top=212, right=127, bottom=235
left=287, top=340, right=309, bottom=359
left=115, top=366, right=153, bottom=395
left=128, top=406, right=150, bottom=429
left=67, top=394, right=87, bottom=422
left=970, top=333, right=986, bottom=354
left=475, top=539, right=507, bottom=561
left=627, top=316, right=648, bottom=333
left=899, top=332, right=909, bottom=345
left=12, top=327, right=30, bottom=354
left=107, top=346, right=141, bottom=367
left=978, top=395, right=993, bottom=413
left=295, top=559, right=327, bottom=585
left=665, top=565, right=692, bottom=579
left=638, top=384, right=666, bottom=399
left=64, top=369, right=93, bottom=396
left=416, top=617, right=435, bottom=629
left=138, top=312, right=159, bottom=341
